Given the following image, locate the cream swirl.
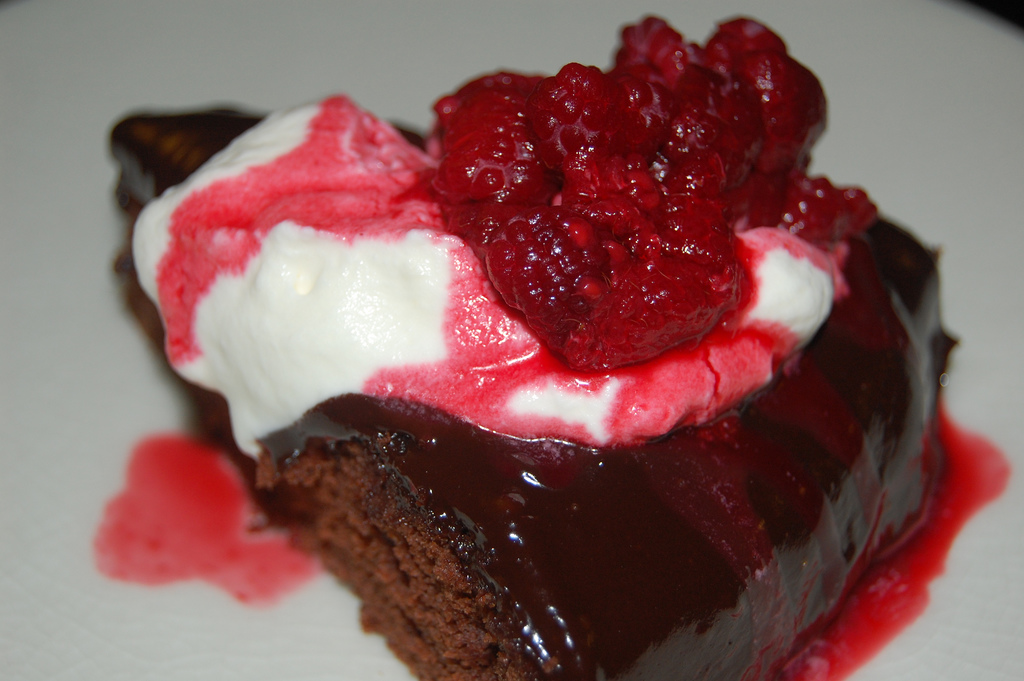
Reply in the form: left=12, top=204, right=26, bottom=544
left=134, top=96, right=840, bottom=456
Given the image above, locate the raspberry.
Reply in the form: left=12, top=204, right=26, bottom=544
left=613, top=74, right=676, bottom=158
left=562, top=152, right=661, bottom=210
left=433, top=72, right=542, bottom=129
left=722, top=169, right=789, bottom=228
left=523, top=64, right=677, bottom=174
left=613, top=16, right=700, bottom=88
left=704, top=17, right=788, bottom=67
left=428, top=16, right=872, bottom=370
left=462, top=202, right=740, bottom=371
left=736, top=50, right=826, bottom=173
left=779, top=175, right=877, bottom=245
left=525, top=63, right=624, bottom=168
left=705, top=18, right=826, bottom=173
left=432, top=75, right=556, bottom=204
left=660, top=65, right=764, bottom=194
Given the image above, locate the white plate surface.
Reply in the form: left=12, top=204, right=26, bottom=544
left=2, top=1, right=1022, bottom=679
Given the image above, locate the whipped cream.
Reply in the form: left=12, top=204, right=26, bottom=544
left=134, top=96, right=841, bottom=456
left=181, top=223, right=452, bottom=453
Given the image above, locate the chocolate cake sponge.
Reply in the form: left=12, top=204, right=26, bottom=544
left=112, top=111, right=951, bottom=681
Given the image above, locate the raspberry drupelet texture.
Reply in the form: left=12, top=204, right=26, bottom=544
left=430, top=16, right=876, bottom=371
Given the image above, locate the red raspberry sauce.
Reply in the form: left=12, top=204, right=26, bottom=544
left=93, top=406, right=1008, bottom=680
left=93, top=434, right=319, bottom=605
left=782, top=405, right=1010, bottom=680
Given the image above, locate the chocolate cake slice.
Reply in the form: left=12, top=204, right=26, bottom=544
left=110, top=16, right=952, bottom=681
left=111, top=109, right=949, bottom=681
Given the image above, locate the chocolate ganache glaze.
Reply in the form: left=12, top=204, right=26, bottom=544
left=112, top=110, right=951, bottom=681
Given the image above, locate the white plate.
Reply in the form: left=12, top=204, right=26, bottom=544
left=2, top=1, right=1022, bottom=679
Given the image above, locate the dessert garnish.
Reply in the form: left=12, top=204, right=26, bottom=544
left=130, top=18, right=874, bottom=455
left=431, top=17, right=873, bottom=371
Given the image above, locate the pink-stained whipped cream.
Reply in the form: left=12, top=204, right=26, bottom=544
left=133, top=96, right=842, bottom=456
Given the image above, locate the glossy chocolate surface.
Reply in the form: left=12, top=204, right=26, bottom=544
left=111, top=109, right=261, bottom=204
left=113, top=111, right=950, bottom=681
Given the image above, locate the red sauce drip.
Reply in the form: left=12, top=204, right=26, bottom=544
left=93, top=434, right=319, bottom=605
left=782, top=406, right=1011, bottom=680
